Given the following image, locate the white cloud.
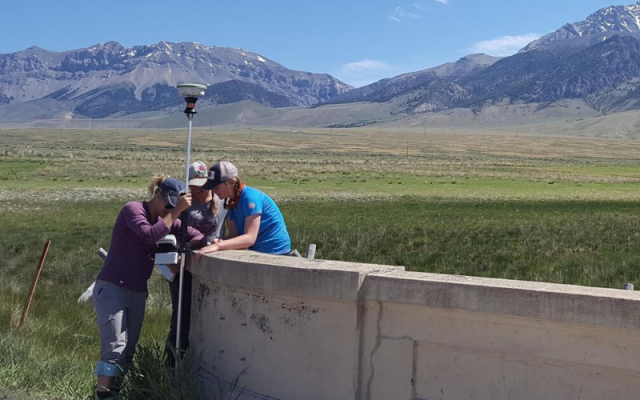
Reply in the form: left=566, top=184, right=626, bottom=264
left=470, top=34, right=541, bottom=57
left=389, top=7, right=423, bottom=22
left=334, top=59, right=400, bottom=88
left=334, top=57, right=455, bottom=87
left=413, top=2, right=430, bottom=11
left=433, top=0, right=448, bottom=4
left=338, top=59, right=388, bottom=74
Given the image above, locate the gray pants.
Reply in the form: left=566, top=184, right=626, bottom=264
left=93, top=280, right=148, bottom=377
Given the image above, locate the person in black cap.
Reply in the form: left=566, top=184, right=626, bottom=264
left=196, top=161, right=293, bottom=258
left=92, top=174, right=204, bottom=399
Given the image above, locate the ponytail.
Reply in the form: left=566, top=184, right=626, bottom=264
left=224, top=176, right=245, bottom=209
left=210, top=196, right=219, bottom=215
left=232, top=177, right=243, bottom=200
left=148, top=174, right=168, bottom=198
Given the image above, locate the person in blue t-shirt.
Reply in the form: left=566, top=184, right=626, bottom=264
left=195, top=161, right=292, bottom=258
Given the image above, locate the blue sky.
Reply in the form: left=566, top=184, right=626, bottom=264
left=0, top=0, right=630, bottom=87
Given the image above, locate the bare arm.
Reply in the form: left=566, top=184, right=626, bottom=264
left=196, top=215, right=260, bottom=259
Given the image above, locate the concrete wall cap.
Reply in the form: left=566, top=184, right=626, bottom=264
left=191, top=250, right=404, bottom=301
left=202, top=250, right=404, bottom=274
left=367, top=270, right=640, bottom=299
left=364, top=271, right=640, bottom=330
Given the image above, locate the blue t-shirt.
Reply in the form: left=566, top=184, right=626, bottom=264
left=228, top=186, right=291, bottom=254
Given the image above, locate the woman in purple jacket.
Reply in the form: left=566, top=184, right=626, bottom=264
left=92, top=175, right=203, bottom=399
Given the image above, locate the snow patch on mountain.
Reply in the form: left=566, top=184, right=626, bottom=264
left=521, top=1, right=640, bottom=52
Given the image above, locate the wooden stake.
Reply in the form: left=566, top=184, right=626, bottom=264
left=20, top=240, right=51, bottom=327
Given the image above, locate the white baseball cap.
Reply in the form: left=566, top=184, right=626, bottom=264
left=188, top=161, right=208, bottom=186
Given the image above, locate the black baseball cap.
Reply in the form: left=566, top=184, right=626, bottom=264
left=203, top=161, right=238, bottom=190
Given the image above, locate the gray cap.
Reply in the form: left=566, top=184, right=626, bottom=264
left=202, top=161, right=238, bottom=190
left=188, top=161, right=208, bottom=186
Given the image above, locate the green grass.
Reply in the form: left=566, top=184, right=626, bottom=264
left=0, top=202, right=174, bottom=400
left=548, top=164, right=640, bottom=177
left=251, top=174, right=640, bottom=201
left=285, top=199, right=640, bottom=287
left=3, top=128, right=640, bottom=399
left=5, top=198, right=640, bottom=398
left=2, top=171, right=640, bottom=201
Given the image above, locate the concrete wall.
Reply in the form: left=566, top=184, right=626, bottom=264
left=189, top=251, right=640, bottom=400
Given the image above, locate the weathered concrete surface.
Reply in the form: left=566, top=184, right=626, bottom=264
left=190, top=251, right=401, bottom=400
left=190, top=251, right=640, bottom=400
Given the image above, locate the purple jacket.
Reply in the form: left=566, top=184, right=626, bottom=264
left=96, top=201, right=203, bottom=292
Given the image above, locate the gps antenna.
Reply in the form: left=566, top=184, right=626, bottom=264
left=175, top=83, right=207, bottom=355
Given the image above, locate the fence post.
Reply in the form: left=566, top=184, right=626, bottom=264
left=20, top=240, right=52, bottom=326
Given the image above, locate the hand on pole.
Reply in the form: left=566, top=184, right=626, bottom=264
left=176, top=193, right=192, bottom=212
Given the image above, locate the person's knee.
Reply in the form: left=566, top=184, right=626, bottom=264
left=99, top=338, right=127, bottom=364
left=97, top=311, right=127, bottom=362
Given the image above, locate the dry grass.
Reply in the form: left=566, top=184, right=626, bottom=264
left=2, top=128, right=640, bottom=187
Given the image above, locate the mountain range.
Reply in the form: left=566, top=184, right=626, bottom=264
left=0, top=41, right=351, bottom=119
left=3, top=1, right=640, bottom=129
left=327, top=1, right=640, bottom=116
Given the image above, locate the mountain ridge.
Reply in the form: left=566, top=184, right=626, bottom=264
left=324, top=2, right=640, bottom=116
left=0, top=41, right=352, bottom=117
left=4, top=2, right=640, bottom=128
left=326, top=53, right=500, bottom=110
left=521, top=1, right=640, bottom=52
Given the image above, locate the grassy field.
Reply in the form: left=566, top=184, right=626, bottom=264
left=2, top=127, right=640, bottom=399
